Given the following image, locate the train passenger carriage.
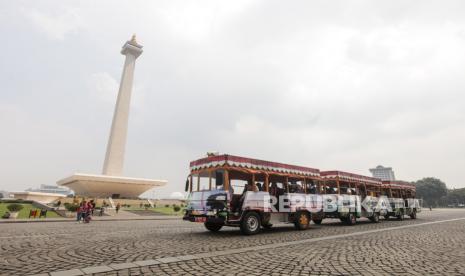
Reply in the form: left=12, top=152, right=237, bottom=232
left=382, top=181, right=421, bottom=220
left=315, top=171, right=388, bottom=225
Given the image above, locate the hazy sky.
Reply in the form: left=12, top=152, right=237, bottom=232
left=1, top=1, right=464, bottom=197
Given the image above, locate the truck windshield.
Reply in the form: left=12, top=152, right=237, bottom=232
left=190, top=170, right=224, bottom=192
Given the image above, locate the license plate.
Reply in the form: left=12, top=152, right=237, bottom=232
left=194, top=217, right=206, bottom=223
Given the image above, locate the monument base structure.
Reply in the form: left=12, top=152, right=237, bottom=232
left=57, top=173, right=167, bottom=198
left=10, top=191, right=66, bottom=204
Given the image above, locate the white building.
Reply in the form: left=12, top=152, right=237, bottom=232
left=26, top=184, right=72, bottom=196
left=0, top=190, right=9, bottom=198
left=369, top=165, right=396, bottom=181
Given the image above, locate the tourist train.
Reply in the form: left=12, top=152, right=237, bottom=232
left=183, top=154, right=421, bottom=235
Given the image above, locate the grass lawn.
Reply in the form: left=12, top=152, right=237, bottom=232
left=0, top=203, right=61, bottom=219
left=123, top=206, right=186, bottom=216
left=153, top=206, right=186, bottom=216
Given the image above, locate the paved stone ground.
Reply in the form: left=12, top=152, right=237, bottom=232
left=1, top=209, right=464, bottom=275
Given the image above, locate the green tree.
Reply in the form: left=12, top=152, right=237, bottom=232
left=415, top=177, right=447, bottom=207
left=444, top=188, right=465, bottom=206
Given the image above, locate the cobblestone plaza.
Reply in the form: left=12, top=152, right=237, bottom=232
left=1, top=209, right=464, bottom=276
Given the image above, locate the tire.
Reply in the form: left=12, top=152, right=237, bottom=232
left=240, top=212, right=261, bottom=235
left=370, top=213, right=380, bottom=223
left=397, top=212, right=404, bottom=221
left=410, top=210, right=417, bottom=219
left=294, top=211, right=310, bottom=230
left=204, top=222, right=222, bottom=232
left=312, top=219, right=323, bottom=225
left=345, top=213, right=356, bottom=226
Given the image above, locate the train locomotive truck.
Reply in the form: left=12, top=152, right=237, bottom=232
left=183, top=154, right=421, bottom=235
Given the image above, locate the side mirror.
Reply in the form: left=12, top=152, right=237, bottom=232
left=185, top=179, right=190, bottom=192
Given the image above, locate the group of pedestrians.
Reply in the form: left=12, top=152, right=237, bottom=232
left=76, top=200, right=96, bottom=223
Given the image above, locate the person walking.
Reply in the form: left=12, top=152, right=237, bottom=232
left=84, top=201, right=93, bottom=223
left=90, top=200, right=96, bottom=216
left=116, top=202, right=121, bottom=214
left=81, top=200, right=89, bottom=223
left=76, top=203, right=82, bottom=223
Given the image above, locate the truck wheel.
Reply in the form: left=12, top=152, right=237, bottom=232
left=204, top=222, right=223, bottom=232
left=312, top=219, right=323, bottom=225
left=410, top=210, right=417, bottom=219
left=294, top=211, right=310, bottom=230
left=240, top=212, right=261, bottom=235
left=369, top=213, right=380, bottom=223
left=397, top=213, right=404, bottom=221
left=345, top=213, right=356, bottom=226
left=384, top=215, right=389, bottom=220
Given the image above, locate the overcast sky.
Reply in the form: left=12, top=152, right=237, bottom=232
left=1, top=1, right=464, bottom=197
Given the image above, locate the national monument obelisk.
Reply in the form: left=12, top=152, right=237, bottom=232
left=58, top=35, right=167, bottom=198
left=103, top=35, right=142, bottom=176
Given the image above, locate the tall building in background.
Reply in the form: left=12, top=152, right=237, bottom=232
left=369, top=165, right=396, bottom=181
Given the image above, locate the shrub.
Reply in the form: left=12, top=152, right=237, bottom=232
left=173, top=205, right=181, bottom=212
left=64, top=203, right=79, bottom=212
left=7, top=203, right=23, bottom=212
left=0, top=199, right=33, bottom=204
left=165, top=204, right=169, bottom=208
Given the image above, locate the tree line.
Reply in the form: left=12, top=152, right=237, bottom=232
left=415, top=177, right=465, bottom=207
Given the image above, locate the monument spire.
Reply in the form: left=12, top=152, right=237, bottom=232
left=102, top=35, right=143, bottom=176
left=58, top=35, right=166, bottom=199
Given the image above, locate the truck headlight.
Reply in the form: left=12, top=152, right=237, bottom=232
left=206, top=210, right=217, bottom=216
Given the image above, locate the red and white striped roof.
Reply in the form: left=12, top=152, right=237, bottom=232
left=190, top=154, right=320, bottom=177
left=382, top=181, right=416, bottom=191
left=189, top=154, right=413, bottom=191
left=320, top=171, right=382, bottom=185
